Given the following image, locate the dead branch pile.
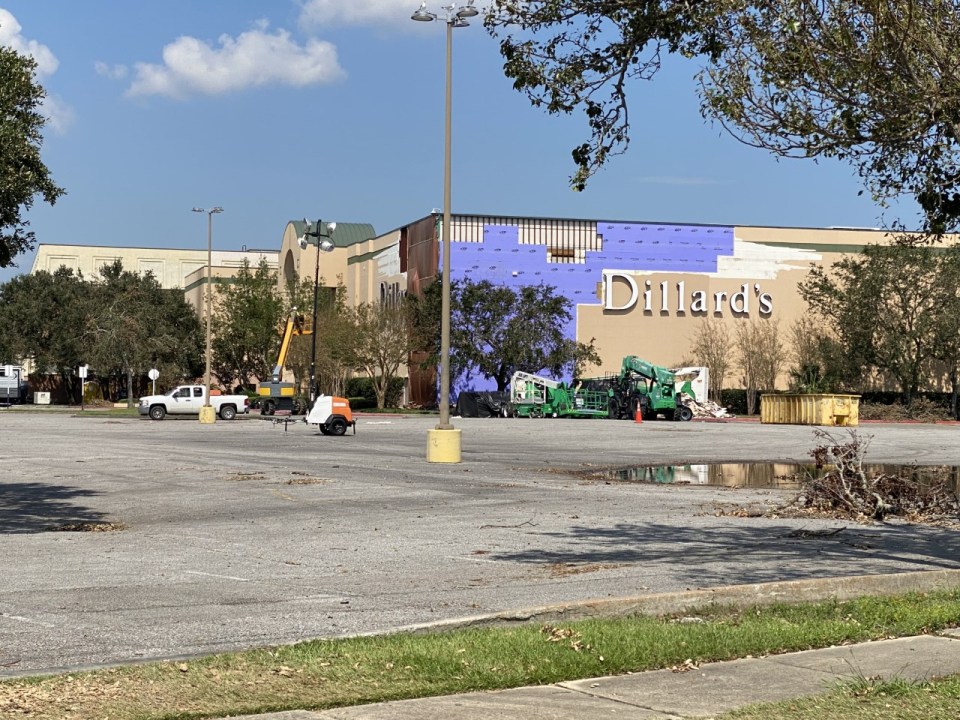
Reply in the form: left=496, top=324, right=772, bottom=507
left=798, top=429, right=959, bottom=521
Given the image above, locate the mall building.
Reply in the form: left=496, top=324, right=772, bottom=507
left=33, top=214, right=896, bottom=404
left=289, top=213, right=889, bottom=377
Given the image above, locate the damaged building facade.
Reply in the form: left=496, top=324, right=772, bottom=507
left=286, top=212, right=894, bottom=405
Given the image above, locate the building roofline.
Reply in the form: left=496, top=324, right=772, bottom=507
left=380, top=211, right=901, bottom=235
left=34, top=243, right=278, bottom=253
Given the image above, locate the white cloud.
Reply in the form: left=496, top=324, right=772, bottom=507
left=95, top=61, right=129, bottom=80
left=0, top=8, right=72, bottom=133
left=126, top=25, right=345, bottom=99
left=0, top=8, right=58, bottom=77
left=41, top=94, right=74, bottom=134
left=298, top=0, right=487, bottom=27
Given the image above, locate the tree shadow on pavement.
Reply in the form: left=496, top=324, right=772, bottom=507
left=491, top=521, right=960, bottom=587
left=0, top=482, right=104, bottom=533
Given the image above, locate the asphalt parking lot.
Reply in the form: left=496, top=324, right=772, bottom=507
left=1, top=410, right=959, bottom=676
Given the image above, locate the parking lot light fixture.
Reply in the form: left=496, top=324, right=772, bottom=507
left=192, top=206, right=223, bottom=424
left=411, top=2, right=475, bottom=463
left=298, top=219, right=337, bottom=404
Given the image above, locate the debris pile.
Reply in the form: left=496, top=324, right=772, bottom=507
left=797, top=429, right=959, bottom=521
left=680, top=393, right=733, bottom=419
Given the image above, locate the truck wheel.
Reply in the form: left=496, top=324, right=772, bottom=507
left=220, top=405, right=237, bottom=421
left=607, top=398, right=620, bottom=420
left=678, top=406, right=694, bottom=422
left=262, top=400, right=276, bottom=416
left=149, top=405, right=166, bottom=421
left=328, top=417, right=348, bottom=436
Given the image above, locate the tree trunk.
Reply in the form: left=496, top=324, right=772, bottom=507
left=374, top=380, right=386, bottom=409
left=951, top=367, right=959, bottom=420
left=126, top=368, right=133, bottom=409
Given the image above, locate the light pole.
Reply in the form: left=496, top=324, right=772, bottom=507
left=192, top=206, right=223, bottom=424
left=412, top=1, right=477, bottom=463
left=298, top=220, right=336, bottom=404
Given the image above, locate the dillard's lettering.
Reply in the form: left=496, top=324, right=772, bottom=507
left=602, top=271, right=773, bottom=316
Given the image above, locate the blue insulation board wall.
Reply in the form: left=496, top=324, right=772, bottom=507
left=446, top=220, right=735, bottom=392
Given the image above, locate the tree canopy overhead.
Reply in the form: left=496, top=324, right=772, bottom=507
left=702, top=0, right=960, bottom=234
left=485, top=1, right=722, bottom=191
left=0, top=45, right=64, bottom=267
left=486, top=1, right=960, bottom=232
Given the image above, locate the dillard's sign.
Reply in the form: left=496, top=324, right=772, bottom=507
left=602, top=270, right=773, bottom=316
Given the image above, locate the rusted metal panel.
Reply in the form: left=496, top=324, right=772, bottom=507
left=404, top=215, right=439, bottom=408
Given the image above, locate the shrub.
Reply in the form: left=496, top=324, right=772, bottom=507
left=858, top=397, right=952, bottom=422
left=344, top=377, right=405, bottom=408
left=720, top=389, right=749, bottom=415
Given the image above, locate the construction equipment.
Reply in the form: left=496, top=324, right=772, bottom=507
left=258, top=311, right=310, bottom=415
left=505, top=370, right=608, bottom=418
left=582, top=356, right=693, bottom=422
left=304, top=394, right=356, bottom=436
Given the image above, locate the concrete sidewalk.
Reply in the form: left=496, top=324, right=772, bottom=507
left=230, top=630, right=960, bottom=719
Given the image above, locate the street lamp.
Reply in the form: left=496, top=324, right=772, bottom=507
left=412, top=1, right=476, bottom=463
left=298, top=219, right=336, bottom=404
left=192, top=206, right=223, bottom=424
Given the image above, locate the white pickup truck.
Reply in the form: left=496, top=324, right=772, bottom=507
left=138, top=385, right=249, bottom=420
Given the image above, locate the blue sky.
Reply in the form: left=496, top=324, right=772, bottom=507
left=0, top=1, right=908, bottom=284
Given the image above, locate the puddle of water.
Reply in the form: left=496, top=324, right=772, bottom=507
left=606, top=463, right=960, bottom=491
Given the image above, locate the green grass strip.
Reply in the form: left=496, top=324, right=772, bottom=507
left=2, top=589, right=960, bottom=720
left=721, top=674, right=960, bottom=720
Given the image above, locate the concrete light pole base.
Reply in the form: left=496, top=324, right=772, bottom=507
left=198, top=406, right=217, bottom=424
left=426, top=428, right=462, bottom=463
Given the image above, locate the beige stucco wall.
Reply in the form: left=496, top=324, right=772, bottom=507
left=279, top=222, right=349, bottom=296
left=346, top=229, right=405, bottom=307
left=574, top=225, right=897, bottom=385
left=33, top=244, right=277, bottom=290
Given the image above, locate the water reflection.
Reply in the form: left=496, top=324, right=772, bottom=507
left=608, top=464, right=960, bottom=492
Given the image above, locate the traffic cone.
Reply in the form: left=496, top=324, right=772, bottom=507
left=634, top=402, right=643, bottom=424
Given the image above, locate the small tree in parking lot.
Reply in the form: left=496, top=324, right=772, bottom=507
left=735, top=318, right=784, bottom=415
left=349, top=299, right=414, bottom=409
left=691, top=317, right=732, bottom=401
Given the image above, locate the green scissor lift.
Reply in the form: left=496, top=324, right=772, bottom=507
left=507, top=371, right=608, bottom=418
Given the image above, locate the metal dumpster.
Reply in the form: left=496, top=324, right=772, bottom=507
left=760, top=393, right=860, bottom=426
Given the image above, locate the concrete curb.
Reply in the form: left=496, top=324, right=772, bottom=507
left=387, top=569, right=960, bottom=636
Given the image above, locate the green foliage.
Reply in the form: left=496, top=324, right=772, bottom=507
left=5, top=589, right=960, bottom=719
left=800, top=241, right=960, bottom=403
left=485, top=1, right=723, bottom=191
left=278, top=276, right=351, bottom=397
left=720, top=388, right=748, bottom=415
left=0, top=267, right=88, bottom=397
left=0, top=46, right=64, bottom=267
left=449, top=279, right=601, bottom=391
left=487, top=2, right=960, bottom=231
left=406, top=277, right=443, bottom=372
left=786, top=315, right=848, bottom=394
left=211, top=259, right=286, bottom=390
left=700, top=0, right=960, bottom=233
left=345, top=377, right=406, bottom=409
left=84, top=261, right=203, bottom=396
left=0, top=261, right=203, bottom=397
left=348, top=301, right=414, bottom=408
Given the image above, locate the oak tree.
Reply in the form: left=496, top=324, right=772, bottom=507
left=0, top=46, right=64, bottom=267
